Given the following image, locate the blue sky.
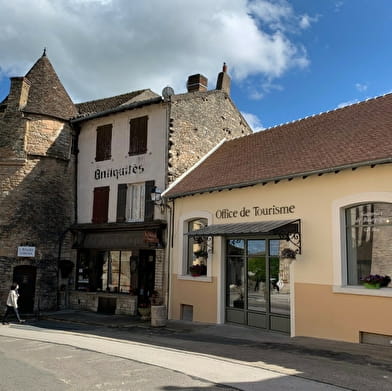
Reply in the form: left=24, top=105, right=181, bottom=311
left=0, top=0, right=391, bottom=131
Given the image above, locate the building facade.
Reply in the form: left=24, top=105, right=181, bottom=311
left=164, top=93, right=392, bottom=344
left=0, top=53, right=77, bottom=312
left=0, top=54, right=251, bottom=316
left=65, top=67, right=252, bottom=315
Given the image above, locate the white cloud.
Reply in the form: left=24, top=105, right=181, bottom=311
left=242, top=112, right=265, bottom=132
left=355, top=83, right=368, bottom=92
left=0, top=0, right=313, bottom=102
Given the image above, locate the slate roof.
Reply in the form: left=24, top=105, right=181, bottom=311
left=23, top=54, right=78, bottom=120
left=165, top=93, right=392, bottom=198
left=76, top=89, right=159, bottom=116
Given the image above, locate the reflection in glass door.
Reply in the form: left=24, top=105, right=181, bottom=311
left=226, top=238, right=291, bottom=333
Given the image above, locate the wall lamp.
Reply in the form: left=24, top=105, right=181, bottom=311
left=151, top=186, right=165, bottom=212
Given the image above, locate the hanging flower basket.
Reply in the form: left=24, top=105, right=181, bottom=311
left=281, top=248, right=297, bottom=260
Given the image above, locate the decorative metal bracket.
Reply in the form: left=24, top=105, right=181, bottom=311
left=278, top=219, right=302, bottom=254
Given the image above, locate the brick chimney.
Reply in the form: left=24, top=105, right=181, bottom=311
left=5, top=77, right=31, bottom=112
left=186, top=74, right=208, bottom=92
left=216, top=62, right=231, bottom=95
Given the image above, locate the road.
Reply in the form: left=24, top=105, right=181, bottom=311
left=0, top=322, right=346, bottom=391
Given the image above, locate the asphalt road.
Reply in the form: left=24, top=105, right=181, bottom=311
left=0, top=321, right=348, bottom=391
left=0, top=319, right=391, bottom=390
left=0, top=335, right=234, bottom=391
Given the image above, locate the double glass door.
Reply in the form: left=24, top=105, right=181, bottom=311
left=225, top=238, right=291, bottom=333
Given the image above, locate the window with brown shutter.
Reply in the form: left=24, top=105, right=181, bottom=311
left=95, top=124, right=112, bottom=161
left=129, top=116, right=148, bottom=156
left=92, top=186, right=110, bottom=223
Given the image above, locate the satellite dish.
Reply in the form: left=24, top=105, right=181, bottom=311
left=162, top=86, right=175, bottom=101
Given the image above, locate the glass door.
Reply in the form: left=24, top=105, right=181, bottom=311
left=225, top=238, right=291, bottom=333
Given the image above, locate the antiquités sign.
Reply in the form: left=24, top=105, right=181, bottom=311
left=216, top=205, right=295, bottom=219
left=94, top=164, right=144, bottom=180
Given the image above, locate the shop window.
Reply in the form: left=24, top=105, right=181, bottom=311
left=345, top=202, right=392, bottom=286
left=92, top=186, right=109, bottom=223
left=187, top=218, right=208, bottom=276
left=77, top=250, right=135, bottom=293
left=95, top=124, right=112, bottom=161
left=129, top=116, right=148, bottom=156
left=116, top=181, right=155, bottom=223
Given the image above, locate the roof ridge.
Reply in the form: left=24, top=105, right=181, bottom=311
left=76, top=89, right=148, bottom=106
left=224, top=91, right=392, bottom=145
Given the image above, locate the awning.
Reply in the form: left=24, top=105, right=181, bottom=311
left=186, top=219, right=300, bottom=237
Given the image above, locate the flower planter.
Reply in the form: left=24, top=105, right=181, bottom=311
left=364, top=283, right=381, bottom=289
left=151, top=305, right=167, bottom=327
left=138, top=307, right=151, bottom=320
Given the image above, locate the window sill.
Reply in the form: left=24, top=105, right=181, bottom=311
left=333, top=285, right=392, bottom=297
left=178, top=275, right=212, bottom=283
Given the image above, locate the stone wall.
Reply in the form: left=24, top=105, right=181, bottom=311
left=0, top=111, right=76, bottom=311
left=168, top=90, right=252, bottom=183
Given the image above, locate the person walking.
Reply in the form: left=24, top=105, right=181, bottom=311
left=2, top=283, right=25, bottom=324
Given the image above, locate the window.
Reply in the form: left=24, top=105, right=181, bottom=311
left=128, top=183, right=145, bottom=222
left=77, top=250, right=135, bottom=293
left=92, top=186, right=109, bottom=223
left=187, top=218, right=208, bottom=276
left=129, top=116, right=148, bottom=156
left=95, top=124, right=112, bottom=161
left=116, top=181, right=155, bottom=223
left=345, top=202, right=392, bottom=285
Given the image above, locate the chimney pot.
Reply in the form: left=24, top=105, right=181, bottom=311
left=216, top=63, right=231, bottom=95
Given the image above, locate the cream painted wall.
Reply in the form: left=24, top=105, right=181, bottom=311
left=77, top=104, right=167, bottom=223
left=169, top=164, right=392, bottom=340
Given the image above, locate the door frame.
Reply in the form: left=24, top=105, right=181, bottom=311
left=224, top=236, right=291, bottom=334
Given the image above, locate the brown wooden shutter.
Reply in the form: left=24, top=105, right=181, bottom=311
left=144, top=180, right=155, bottom=221
left=129, top=116, right=148, bottom=156
left=95, top=124, right=112, bottom=161
left=116, top=184, right=127, bottom=222
left=92, top=186, right=110, bottom=223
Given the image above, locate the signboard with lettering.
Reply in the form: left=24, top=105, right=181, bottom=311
left=215, top=205, right=296, bottom=219
left=17, top=246, right=36, bottom=257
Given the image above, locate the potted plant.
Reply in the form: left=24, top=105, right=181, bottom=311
left=193, top=249, right=208, bottom=258
left=137, top=301, right=151, bottom=320
left=189, top=263, right=207, bottom=277
left=361, top=274, right=391, bottom=289
left=281, top=248, right=297, bottom=260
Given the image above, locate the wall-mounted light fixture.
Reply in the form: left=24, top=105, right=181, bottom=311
left=151, top=186, right=165, bottom=212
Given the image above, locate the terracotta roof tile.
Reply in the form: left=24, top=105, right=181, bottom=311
left=166, top=93, right=392, bottom=198
left=76, top=89, right=159, bottom=116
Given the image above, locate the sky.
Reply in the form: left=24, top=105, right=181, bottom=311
left=0, top=0, right=391, bottom=131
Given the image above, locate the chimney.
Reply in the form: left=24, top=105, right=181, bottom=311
left=216, top=62, right=231, bottom=95
left=186, top=74, right=208, bottom=92
left=5, top=77, right=31, bottom=112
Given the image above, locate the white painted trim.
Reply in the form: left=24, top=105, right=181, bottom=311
left=217, top=237, right=225, bottom=324
left=162, top=138, right=226, bottom=197
left=290, top=262, right=295, bottom=337
left=332, top=192, right=392, bottom=288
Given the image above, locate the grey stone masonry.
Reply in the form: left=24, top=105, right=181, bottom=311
left=168, top=90, right=251, bottom=184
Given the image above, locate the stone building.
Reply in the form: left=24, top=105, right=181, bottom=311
left=0, top=53, right=251, bottom=315
left=70, top=66, right=251, bottom=315
left=0, top=52, right=77, bottom=312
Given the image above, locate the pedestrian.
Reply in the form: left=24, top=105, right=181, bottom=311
left=2, top=283, right=25, bottom=324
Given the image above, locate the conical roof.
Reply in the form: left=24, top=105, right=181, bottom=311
left=23, top=52, right=77, bottom=120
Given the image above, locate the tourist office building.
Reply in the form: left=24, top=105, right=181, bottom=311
left=164, top=93, right=392, bottom=344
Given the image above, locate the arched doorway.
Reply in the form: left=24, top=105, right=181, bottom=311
left=13, top=265, right=37, bottom=313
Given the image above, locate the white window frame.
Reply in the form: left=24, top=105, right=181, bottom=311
left=127, top=183, right=145, bottom=222
left=177, top=211, right=213, bottom=281
left=332, top=192, right=392, bottom=297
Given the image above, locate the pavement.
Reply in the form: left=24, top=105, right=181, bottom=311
left=2, top=309, right=392, bottom=390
